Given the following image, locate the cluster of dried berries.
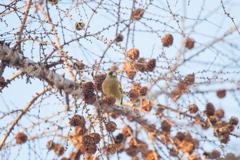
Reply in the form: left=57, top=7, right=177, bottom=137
left=82, top=133, right=101, bottom=155
left=131, top=83, right=148, bottom=97
left=15, top=132, right=28, bottom=144
left=217, top=89, right=226, bottom=98
left=95, top=74, right=107, bottom=92
left=105, top=121, right=117, bottom=133
left=82, top=82, right=96, bottom=104
left=185, top=38, right=194, bottom=49
left=115, top=34, right=124, bottom=42
left=162, top=34, right=173, bottom=47
left=135, top=58, right=146, bottom=72
left=131, top=8, right=144, bottom=21
left=107, top=144, right=116, bottom=155
left=75, top=22, right=85, bottom=30
left=102, top=95, right=116, bottom=106
left=69, top=115, right=85, bottom=127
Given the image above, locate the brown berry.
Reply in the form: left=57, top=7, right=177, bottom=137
left=46, top=140, right=56, bottom=150
left=102, top=95, right=116, bottom=106
left=205, top=102, right=215, bottom=116
left=107, top=144, right=116, bottom=155
left=131, top=8, right=144, bottom=21
left=139, top=86, right=148, bottom=96
left=84, top=92, right=96, bottom=104
left=185, top=38, right=194, bottom=49
left=215, top=109, right=224, bottom=119
left=217, top=90, right=226, bottom=98
left=230, top=116, right=239, bottom=126
left=210, top=150, right=221, bottom=159
left=85, top=144, right=97, bottom=154
left=54, top=144, right=64, bottom=156
left=175, top=132, right=184, bottom=141
left=189, top=104, right=198, bottom=114
left=75, top=22, right=85, bottom=30
left=106, top=121, right=117, bottom=133
left=16, top=132, right=28, bottom=144
left=135, top=58, right=146, bottom=72
left=127, top=48, right=140, bottom=61
left=115, top=34, right=124, bottom=42
left=162, top=34, right=173, bottom=47
left=184, top=74, right=195, bottom=86
left=161, top=120, right=171, bottom=132
left=122, top=125, right=133, bottom=137
left=95, top=74, right=107, bottom=92
left=128, top=89, right=139, bottom=100
left=82, top=82, right=94, bottom=95
left=82, top=135, right=95, bottom=146
left=145, top=59, right=156, bottom=72
left=90, top=133, right=101, bottom=144
left=69, top=115, right=85, bottom=127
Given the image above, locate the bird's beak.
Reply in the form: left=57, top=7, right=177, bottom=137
left=112, top=72, right=116, bottom=76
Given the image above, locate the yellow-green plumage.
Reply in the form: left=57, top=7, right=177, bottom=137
left=102, top=70, right=123, bottom=106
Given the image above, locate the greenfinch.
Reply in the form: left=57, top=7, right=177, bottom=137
left=102, top=70, right=123, bottom=107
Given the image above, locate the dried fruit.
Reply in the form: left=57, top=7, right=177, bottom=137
left=127, top=48, right=140, bottom=61
left=161, top=120, right=171, bottom=132
left=131, top=8, right=144, bottom=21
left=189, top=104, right=198, bottom=114
left=205, top=102, right=215, bottom=116
left=210, top=150, right=220, bottom=159
left=69, top=115, right=85, bottom=127
left=135, top=58, right=146, bottom=72
left=90, top=133, right=101, bottom=144
left=82, top=135, right=95, bottom=146
left=82, top=82, right=94, bottom=95
left=85, top=144, right=97, bottom=154
left=84, top=92, right=96, bottom=104
left=175, top=132, right=184, bottom=141
left=139, top=86, right=148, bottom=96
left=102, top=95, right=116, bottom=106
left=185, top=38, right=194, bottom=49
left=184, top=74, right=195, bottom=86
left=229, top=116, right=239, bottom=126
left=145, top=59, right=156, bottom=72
left=162, top=34, right=173, bottom=47
left=125, top=146, right=139, bottom=157
left=95, top=74, right=107, bottom=92
left=217, top=90, right=226, bottom=98
left=128, top=89, right=139, bottom=100
left=75, top=22, right=85, bottom=30
left=54, top=144, right=64, bottom=156
left=215, top=109, right=224, bottom=119
left=46, top=140, right=56, bottom=150
left=114, top=133, right=124, bottom=144
left=106, top=121, right=117, bottom=133
left=115, top=34, right=124, bottom=42
left=16, top=132, right=28, bottom=144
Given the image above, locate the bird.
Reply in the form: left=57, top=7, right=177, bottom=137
left=102, top=70, right=123, bottom=107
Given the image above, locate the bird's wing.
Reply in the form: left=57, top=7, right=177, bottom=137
left=118, top=81, right=123, bottom=105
